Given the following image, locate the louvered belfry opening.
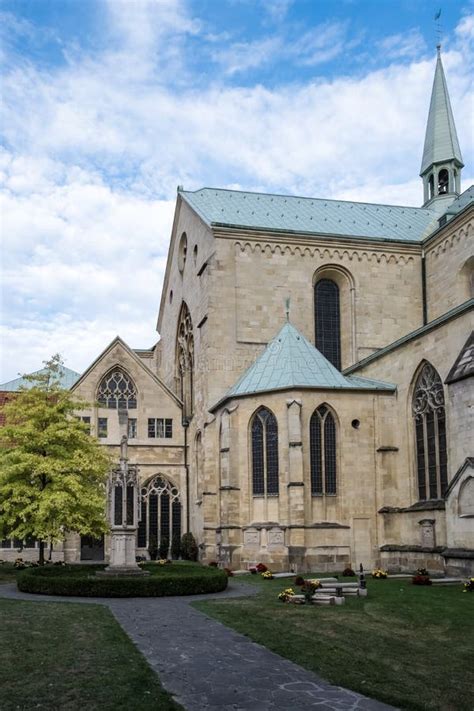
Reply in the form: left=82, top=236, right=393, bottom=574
left=310, top=405, right=337, bottom=496
left=412, top=363, right=448, bottom=500
left=251, top=407, right=279, bottom=497
left=137, top=476, right=182, bottom=556
left=315, top=279, right=341, bottom=370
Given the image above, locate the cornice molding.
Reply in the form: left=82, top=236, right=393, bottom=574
left=233, top=239, right=416, bottom=265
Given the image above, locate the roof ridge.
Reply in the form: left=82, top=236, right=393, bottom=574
left=183, top=186, right=435, bottom=213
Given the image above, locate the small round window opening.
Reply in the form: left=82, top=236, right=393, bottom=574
left=178, top=232, right=188, bottom=273
left=351, top=419, right=360, bottom=429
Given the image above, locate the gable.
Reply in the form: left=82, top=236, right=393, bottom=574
left=71, top=337, right=182, bottom=411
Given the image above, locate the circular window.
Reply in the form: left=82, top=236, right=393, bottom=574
left=178, top=232, right=188, bottom=273
left=351, top=419, right=360, bottom=430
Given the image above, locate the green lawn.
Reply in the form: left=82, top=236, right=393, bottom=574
left=194, top=574, right=474, bottom=711
left=0, top=595, right=181, bottom=711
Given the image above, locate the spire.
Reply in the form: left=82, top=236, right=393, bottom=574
left=420, top=47, right=463, bottom=206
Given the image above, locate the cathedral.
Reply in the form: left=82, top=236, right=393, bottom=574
left=4, top=49, right=472, bottom=574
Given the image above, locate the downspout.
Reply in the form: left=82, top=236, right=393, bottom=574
left=421, top=248, right=428, bottom=326
left=183, top=417, right=190, bottom=532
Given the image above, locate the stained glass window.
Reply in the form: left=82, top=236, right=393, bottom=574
left=310, top=405, right=337, bottom=495
left=97, top=369, right=137, bottom=409
left=412, top=362, right=448, bottom=500
left=251, top=407, right=279, bottom=496
left=315, top=279, right=341, bottom=370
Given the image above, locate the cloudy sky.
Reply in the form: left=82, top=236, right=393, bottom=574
left=1, top=0, right=473, bottom=383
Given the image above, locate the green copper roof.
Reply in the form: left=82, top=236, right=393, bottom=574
left=420, top=49, right=463, bottom=175
left=211, top=322, right=395, bottom=410
left=0, top=366, right=81, bottom=392
left=442, top=185, right=474, bottom=217
left=181, top=187, right=440, bottom=243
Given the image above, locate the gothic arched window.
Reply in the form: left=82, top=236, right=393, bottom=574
left=176, top=303, right=194, bottom=417
left=97, top=369, right=137, bottom=409
left=310, top=405, right=337, bottom=495
left=137, top=476, right=181, bottom=555
left=412, top=363, right=448, bottom=500
left=315, top=279, right=341, bottom=370
left=251, top=407, right=279, bottom=496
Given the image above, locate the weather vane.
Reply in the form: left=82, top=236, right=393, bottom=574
left=435, top=8, right=442, bottom=51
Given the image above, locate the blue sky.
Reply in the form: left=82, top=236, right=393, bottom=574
left=1, top=0, right=473, bottom=381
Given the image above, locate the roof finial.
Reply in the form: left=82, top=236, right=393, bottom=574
left=435, top=8, right=442, bottom=52
left=285, top=297, right=290, bottom=322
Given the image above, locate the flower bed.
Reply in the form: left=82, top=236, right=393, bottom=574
left=17, top=562, right=228, bottom=597
left=412, top=568, right=432, bottom=586
left=462, top=577, right=474, bottom=593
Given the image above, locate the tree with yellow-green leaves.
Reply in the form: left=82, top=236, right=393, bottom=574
left=0, top=354, right=111, bottom=564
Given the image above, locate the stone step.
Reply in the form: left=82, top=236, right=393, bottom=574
left=431, top=577, right=464, bottom=585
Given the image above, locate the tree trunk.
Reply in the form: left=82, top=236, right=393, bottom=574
left=39, top=540, right=45, bottom=566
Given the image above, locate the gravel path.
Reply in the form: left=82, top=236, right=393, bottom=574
left=0, top=582, right=395, bottom=710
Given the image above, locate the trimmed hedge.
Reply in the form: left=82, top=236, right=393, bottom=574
left=17, top=563, right=228, bottom=598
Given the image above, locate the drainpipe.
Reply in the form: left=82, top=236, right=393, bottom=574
left=183, top=417, right=190, bottom=532
left=421, top=249, right=427, bottom=326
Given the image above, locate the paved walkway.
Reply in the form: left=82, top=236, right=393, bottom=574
left=0, top=582, right=394, bottom=711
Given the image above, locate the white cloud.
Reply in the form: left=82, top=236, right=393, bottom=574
left=1, top=6, right=473, bottom=381
left=377, top=29, right=427, bottom=60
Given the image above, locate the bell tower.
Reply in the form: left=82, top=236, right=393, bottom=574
left=420, top=46, right=463, bottom=209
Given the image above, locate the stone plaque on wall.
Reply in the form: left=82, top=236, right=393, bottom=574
left=243, top=529, right=260, bottom=546
left=268, top=528, right=284, bottom=546
left=419, top=519, right=435, bottom=548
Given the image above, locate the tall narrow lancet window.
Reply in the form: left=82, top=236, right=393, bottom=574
left=176, top=303, right=194, bottom=418
left=97, top=369, right=137, bottom=409
left=315, top=279, right=341, bottom=370
left=412, top=363, right=448, bottom=500
left=310, top=405, right=337, bottom=495
left=251, top=407, right=279, bottom=496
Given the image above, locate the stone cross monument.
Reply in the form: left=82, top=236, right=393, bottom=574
left=100, top=415, right=147, bottom=576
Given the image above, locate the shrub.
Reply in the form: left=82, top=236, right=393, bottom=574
left=180, top=533, right=198, bottom=561
left=158, top=536, right=169, bottom=560
left=261, top=570, right=273, bottom=580
left=249, top=567, right=257, bottom=574
left=256, top=563, right=267, bottom=573
left=372, top=568, right=388, bottom=579
left=342, top=567, right=355, bottom=577
left=294, top=575, right=305, bottom=586
left=17, top=563, right=228, bottom=598
left=171, top=533, right=181, bottom=560
left=208, top=561, right=218, bottom=567
left=224, top=567, right=233, bottom=577
left=148, top=534, right=158, bottom=561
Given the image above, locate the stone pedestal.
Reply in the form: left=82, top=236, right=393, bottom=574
left=99, top=528, right=148, bottom=577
